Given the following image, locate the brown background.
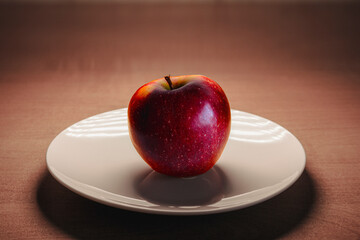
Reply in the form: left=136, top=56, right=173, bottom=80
left=0, top=1, right=359, bottom=239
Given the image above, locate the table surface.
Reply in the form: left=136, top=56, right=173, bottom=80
left=0, top=2, right=359, bottom=239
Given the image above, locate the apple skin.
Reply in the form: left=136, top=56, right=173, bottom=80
left=128, top=75, right=231, bottom=177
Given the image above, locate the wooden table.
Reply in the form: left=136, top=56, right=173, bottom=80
left=1, top=2, right=359, bottom=239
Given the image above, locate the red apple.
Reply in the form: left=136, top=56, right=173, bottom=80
left=128, top=75, right=231, bottom=177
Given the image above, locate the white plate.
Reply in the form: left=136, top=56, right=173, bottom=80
left=46, top=108, right=306, bottom=215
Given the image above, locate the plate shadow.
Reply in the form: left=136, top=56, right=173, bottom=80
left=36, top=168, right=317, bottom=240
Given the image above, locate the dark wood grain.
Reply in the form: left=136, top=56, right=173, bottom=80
left=0, top=2, right=359, bottom=239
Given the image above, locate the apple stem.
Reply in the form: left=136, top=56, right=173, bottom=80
left=164, top=75, right=173, bottom=90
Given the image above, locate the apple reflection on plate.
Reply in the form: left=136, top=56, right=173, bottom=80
left=135, top=166, right=226, bottom=206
